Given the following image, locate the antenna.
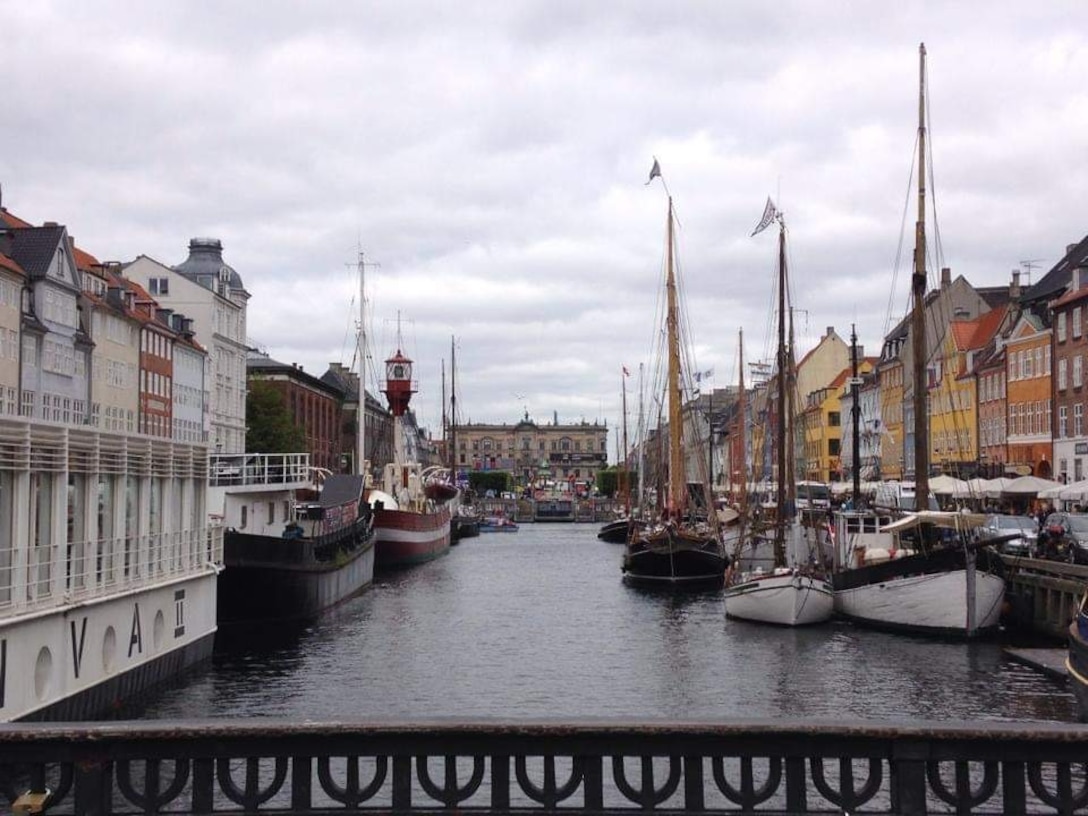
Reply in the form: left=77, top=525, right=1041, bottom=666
left=1019, top=258, right=1044, bottom=286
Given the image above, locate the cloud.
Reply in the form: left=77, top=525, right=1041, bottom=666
left=3, top=1, right=1088, bottom=446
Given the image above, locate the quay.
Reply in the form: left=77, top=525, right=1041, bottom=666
left=1000, top=553, right=1088, bottom=639
left=3, top=719, right=1088, bottom=814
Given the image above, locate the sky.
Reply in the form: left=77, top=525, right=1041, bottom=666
left=2, top=2, right=1087, bottom=452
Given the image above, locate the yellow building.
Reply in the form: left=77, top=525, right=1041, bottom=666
left=802, top=360, right=875, bottom=482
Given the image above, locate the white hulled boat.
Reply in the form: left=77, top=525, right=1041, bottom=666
left=724, top=208, right=832, bottom=626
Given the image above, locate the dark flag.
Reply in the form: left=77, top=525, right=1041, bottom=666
left=645, top=158, right=661, bottom=185
left=750, top=196, right=778, bottom=236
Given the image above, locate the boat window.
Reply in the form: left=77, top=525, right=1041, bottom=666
left=283, top=501, right=290, bottom=522
left=240, top=506, right=248, bottom=530
left=267, top=502, right=275, bottom=525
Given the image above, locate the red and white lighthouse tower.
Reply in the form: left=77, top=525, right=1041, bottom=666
left=382, top=349, right=416, bottom=417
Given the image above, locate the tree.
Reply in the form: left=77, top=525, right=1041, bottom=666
left=468, top=471, right=511, bottom=495
left=246, top=381, right=306, bottom=453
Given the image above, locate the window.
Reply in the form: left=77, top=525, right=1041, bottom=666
left=267, top=502, right=275, bottom=524
left=1060, top=359, right=1068, bottom=390
left=240, top=505, right=248, bottom=529
left=1076, top=307, right=1084, bottom=339
left=1060, top=406, right=1068, bottom=438
left=1076, top=404, right=1084, bottom=437
left=1059, top=312, right=1068, bottom=342
left=828, top=411, right=841, bottom=427
left=1078, top=459, right=1084, bottom=483
left=149, top=277, right=169, bottom=296
left=1077, top=356, right=1084, bottom=389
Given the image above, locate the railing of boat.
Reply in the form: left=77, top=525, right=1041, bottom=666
left=208, top=452, right=312, bottom=488
left=0, top=527, right=224, bottom=616
left=2, top=719, right=1087, bottom=814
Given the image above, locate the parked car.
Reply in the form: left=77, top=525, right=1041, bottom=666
left=979, top=514, right=1037, bottom=556
left=1041, top=512, right=1088, bottom=564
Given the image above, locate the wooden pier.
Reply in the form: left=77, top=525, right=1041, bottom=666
left=1000, top=553, right=1088, bottom=639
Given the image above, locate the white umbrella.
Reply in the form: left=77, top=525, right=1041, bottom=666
left=1001, top=475, right=1062, bottom=496
left=1059, top=479, right=1088, bottom=502
left=952, top=477, right=989, bottom=499
left=929, top=474, right=969, bottom=495
left=981, top=477, right=1013, bottom=498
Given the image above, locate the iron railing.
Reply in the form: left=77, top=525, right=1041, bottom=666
left=1, top=719, right=1087, bottom=814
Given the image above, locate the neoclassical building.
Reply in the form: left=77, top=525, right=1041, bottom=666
left=454, top=414, right=608, bottom=490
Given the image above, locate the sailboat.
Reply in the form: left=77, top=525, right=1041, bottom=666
left=446, top=336, right=480, bottom=543
left=599, top=367, right=646, bottom=543
left=371, top=328, right=455, bottom=569
left=621, top=191, right=730, bottom=588
left=830, top=43, right=1005, bottom=637
left=723, top=210, right=833, bottom=625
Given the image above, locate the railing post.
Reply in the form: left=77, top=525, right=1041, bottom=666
left=682, top=754, right=704, bottom=811
left=891, top=739, right=929, bottom=815
left=490, top=754, right=510, bottom=812
left=292, top=755, right=312, bottom=811
left=392, top=755, right=412, bottom=811
left=785, top=755, right=807, bottom=812
left=191, top=756, right=214, bottom=813
left=73, top=756, right=112, bottom=816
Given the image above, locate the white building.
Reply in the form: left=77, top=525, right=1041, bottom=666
left=124, top=241, right=249, bottom=453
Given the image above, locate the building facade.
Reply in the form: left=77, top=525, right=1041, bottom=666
left=455, top=415, right=608, bottom=491
left=125, top=242, right=249, bottom=453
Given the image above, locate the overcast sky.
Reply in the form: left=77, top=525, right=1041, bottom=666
left=3, top=2, right=1086, bottom=450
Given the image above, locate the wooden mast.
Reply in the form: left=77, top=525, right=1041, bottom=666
left=773, top=217, right=787, bottom=566
left=912, top=42, right=930, bottom=508
left=665, top=196, right=684, bottom=516
left=621, top=368, right=630, bottom=516
left=356, top=252, right=367, bottom=479
left=737, top=328, right=747, bottom=513
left=449, top=336, right=457, bottom=481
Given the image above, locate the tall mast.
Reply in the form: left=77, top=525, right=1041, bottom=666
left=449, top=336, right=457, bottom=478
left=912, top=42, right=930, bottom=508
left=665, top=197, right=684, bottom=515
left=851, top=324, right=862, bottom=504
left=636, top=363, right=646, bottom=516
left=737, top=328, right=747, bottom=513
left=621, top=368, right=630, bottom=516
left=774, top=217, right=787, bottom=566
left=356, top=251, right=367, bottom=479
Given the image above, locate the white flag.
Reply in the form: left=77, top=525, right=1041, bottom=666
left=750, top=197, right=778, bottom=236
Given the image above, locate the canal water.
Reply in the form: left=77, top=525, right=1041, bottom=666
left=132, top=523, right=1076, bottom=723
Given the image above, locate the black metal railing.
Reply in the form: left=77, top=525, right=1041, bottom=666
left=2, top=719, right=1087, bottom=814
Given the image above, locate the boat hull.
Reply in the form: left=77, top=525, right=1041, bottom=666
left=1069, top=612, right=1088, bottom=722
left=218, top=519, right=375, bottom=624
left=622, top=527, right=728, bottom=589
left=725, top=572, right=834, bottom=626
left=374, top=505, right=452, bottom=569
left=833, top=548, right=1006, bottom=637
left=2, top=571, right=219, bottom=722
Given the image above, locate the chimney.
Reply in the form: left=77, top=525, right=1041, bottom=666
left=940, top=267, right=951, bottom=288
left=1010, top=270, right=1021, bottom=300
left=1068, top=244, right=1078, bottom=257
left=826, top=326, right=834, bottom=338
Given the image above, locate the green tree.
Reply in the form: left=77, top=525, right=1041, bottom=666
left=468, top=471, right=511, bottom=495
left=246, top=381, right=306, bottom=453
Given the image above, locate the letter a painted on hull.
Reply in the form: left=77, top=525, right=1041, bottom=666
left=129, top=603, right=143, bottom=657
left=70, top=618, right=88, bottom=679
